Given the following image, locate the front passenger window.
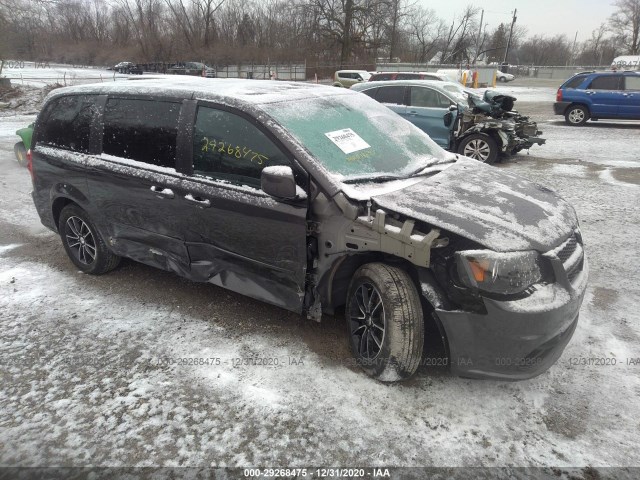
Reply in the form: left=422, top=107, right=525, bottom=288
left=410, top=87, right=450, bottom=108
left=192, top=106, right=290, bottom=188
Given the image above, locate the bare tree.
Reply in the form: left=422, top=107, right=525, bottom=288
left=609, top=0, right=640, bottom=55
left=409, top=6, right=443, bottom=63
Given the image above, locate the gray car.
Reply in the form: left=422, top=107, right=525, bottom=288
left=28, top=78, right=586, bottom=382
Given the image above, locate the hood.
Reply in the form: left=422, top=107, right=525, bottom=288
left=370, top=158, right=578, bottom=252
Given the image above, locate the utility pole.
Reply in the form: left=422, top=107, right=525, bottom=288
left=570, top=30, right=578, bottom=66
left=503, top=8, right=517, bottom=65
left=475, top=9, right=485, bottom=64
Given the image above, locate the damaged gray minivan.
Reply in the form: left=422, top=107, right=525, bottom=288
left=28, top=78, right=587, bottom=382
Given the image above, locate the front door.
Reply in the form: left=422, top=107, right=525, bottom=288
left=406, top=86, right=453, bottom=149
left=176, top=103, right=309, bottom=312
left=621, top=75, right=640, bottom=119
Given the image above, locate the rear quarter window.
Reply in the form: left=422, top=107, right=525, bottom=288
left=563, top=76, right=588, bottom=89
left=37, top=95, right=98, bottom=152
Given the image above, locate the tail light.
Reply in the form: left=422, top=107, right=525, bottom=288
left=556, top=89, right=563, bottom=102
left=26, top=149, right=34, bottom=181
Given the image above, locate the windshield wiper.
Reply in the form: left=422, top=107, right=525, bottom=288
left=343, top=174, right=404, bottom=184
left=405, top=156, right=458, bottom=178
left=343, top=157, right=458, bottom=184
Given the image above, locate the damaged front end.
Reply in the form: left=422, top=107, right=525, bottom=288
left=457, top=91, right=545, bottom=156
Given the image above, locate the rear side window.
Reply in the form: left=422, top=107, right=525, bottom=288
left=37, top=95, right=97, bottom=152
left=102, top=98, right=180, bottom=168
left=192, top=106, right=290, bottom=187
left=375, top=86, right=405, bottom=104
left=370, top=73, right=393, bottom=81
left=564, top=75, right=587, bottom=89
left=396, top=73, right=419, bottom=80
left=624, top=76, right=640, bottom=91
left=588, top=75, right=622, bottom=90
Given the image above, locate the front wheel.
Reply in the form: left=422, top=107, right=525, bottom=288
left=457, top=133, right=499, bottom=163
left=565, top=105, right=589, bottom=126
left=346, top=263, right=424, bottom=382
left=14, top=142, right=27, bottom=166
left=58, top=204, right=120, bottom=275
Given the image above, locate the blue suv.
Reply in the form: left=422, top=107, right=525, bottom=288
left=554, top=71, right=640, bottom=125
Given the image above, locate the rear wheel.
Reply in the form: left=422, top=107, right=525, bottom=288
left=58, top=204, right=120, bottom=275
left=457, top=133, right=498, bottom=163
left=346, top=263, right=424, bottom=382
left=14, top=142, right=27, bottom=166
left=565, top=105, right=589, bottom=126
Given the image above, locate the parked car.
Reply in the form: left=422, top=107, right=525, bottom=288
left=554, top=70, right=640, bottom=125
left=496, top=71, right=515, bottom=83
left=333, top=70, right=371, bottom=87
left=610, top=55, right=640, bottom=71
left=113, top=62, right=142, bottom=74
left=369, top=72, right=447, bottom=82
left=27, top=78, right=586, bottom=382
left=14, top=123, right=33, bottom=166
left=168, top=62, right=216, bottom=78
left=351, top=80, right=544, bottom=163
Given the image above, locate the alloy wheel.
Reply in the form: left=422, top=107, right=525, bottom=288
left=568, top=109, right=585, bottom=124
left=65, top=216, right=97, bottom=265
left=348, top=282, right=385, bottom=359
left=463, top=139, right=491, bottom=161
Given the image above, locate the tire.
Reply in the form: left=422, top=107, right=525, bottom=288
left=565, top=104, right=589, bottom=126
left=345, top=263, right=424, bottom=382
left=14, top=142, right=27, bottom=167
left=457, top=133, right=498, bottom=163
left=58, top=204, right=120, bottom=275
left=498, top=76, right=507, bottom=83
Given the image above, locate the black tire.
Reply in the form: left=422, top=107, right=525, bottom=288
left=58, top=204, right=120, bottom=275
left=564, top=104, right=589, bottom=126
left=346, top=263, right=424, bottom=382
left=14, top=142, right=27, bottom=167
left=457, top=133, right=499, bottom=163
left=498, top=76, right=507, bottom=83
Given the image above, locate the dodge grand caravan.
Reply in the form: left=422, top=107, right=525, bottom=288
left=28, top=78, right=587, bottom=382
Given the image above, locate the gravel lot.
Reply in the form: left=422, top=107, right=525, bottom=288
left=0, top=77, right=639, bottom=477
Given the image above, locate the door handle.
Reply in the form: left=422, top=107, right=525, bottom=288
left=586, top=91, right=595, bottom=95
left=408, top=110, right=417, bottom=115
left=150, top=186, right=174, bottom=198
left=185, top=193, right=211, bottom=208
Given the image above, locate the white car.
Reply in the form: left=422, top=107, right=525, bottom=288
left=496, top=71, right=515, bottom=83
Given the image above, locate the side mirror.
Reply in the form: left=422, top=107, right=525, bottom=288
left=261, top=166, right=297, bottom=199
left=448, top=104, right=458, bottom=111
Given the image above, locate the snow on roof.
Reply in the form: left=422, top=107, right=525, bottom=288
left=46, top=77, right=354, bottom=107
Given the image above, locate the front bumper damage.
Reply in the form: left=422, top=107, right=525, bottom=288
left=432, top=233, right=588, bottom=380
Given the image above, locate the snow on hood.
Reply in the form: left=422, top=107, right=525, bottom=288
left=368, top=158, right=578, bottom=252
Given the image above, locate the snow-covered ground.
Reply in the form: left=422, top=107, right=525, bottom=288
left=0, top=74, right=639, bottom=476
left=1, top=61, right=130, bottom=87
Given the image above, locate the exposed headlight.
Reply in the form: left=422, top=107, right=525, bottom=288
left=455, top=250, right=542, bottom=295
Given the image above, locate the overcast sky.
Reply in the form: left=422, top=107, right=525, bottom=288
left=421, top=0, right=618, bottom=41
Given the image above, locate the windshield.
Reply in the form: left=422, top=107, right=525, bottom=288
left=267, top=92, right=451, bottom=181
